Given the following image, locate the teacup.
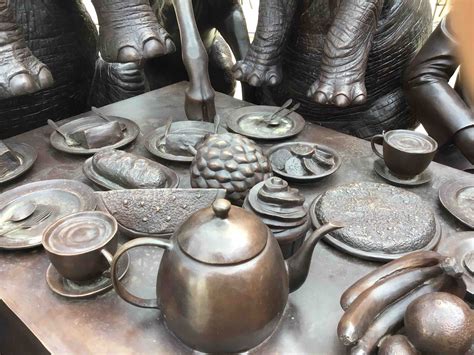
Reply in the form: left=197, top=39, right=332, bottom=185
left=43, top=211, right=118, bottom=282
left=371, top=130, right=438, bottom=178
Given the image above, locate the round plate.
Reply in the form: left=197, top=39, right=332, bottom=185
left=0, top=179, right=97, bottom=250
left=226, top=105, right=305, bottom=141
left=310, top=193, right=442, bottom=262
left=437, top=232, right=474, bottom=299
left=374, top=159, right=432, bottom=187
left=266, top=142, right=341, bottom=183
left=50, top=116, right=140, bottom=155
left=0, top=143, right=37, bottom=184
left=82, top=157, right=179, bottom=191
left=439, top=178, right=474, bottom=229
left=144, top=121, right=227, bottom=163
left=46, top=252, right=129, bottom=299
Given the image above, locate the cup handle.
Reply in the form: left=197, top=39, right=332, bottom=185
left=110, top=237, right=172, bottom=309
left=370, top=134, right=384, bottom=159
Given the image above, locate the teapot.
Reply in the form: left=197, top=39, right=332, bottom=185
left=111, top=199, right=341, bottom=353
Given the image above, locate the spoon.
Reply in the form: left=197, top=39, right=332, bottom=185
left=264, top=99, right=293, bottom=123
left=1, top=202, right=37, bottom=224
left=47, top=120, right=79, bottom=146
left=268, top=102, right=301, bottom=126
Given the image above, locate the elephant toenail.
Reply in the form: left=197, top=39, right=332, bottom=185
left=268, top=76, right=278, bottom=86
left=143, top=38, right=165, bottom=58
left=249, top=75, right=261, bottom=87
left=38, top=67, right=54, bottom=89
left=314, top=92, right=328, bottom=104
left=233, top=68, right=244, bottom=80
left=353, top=94, right=366, bottom=105
left=165, top=38, right=176, bottom=53
left=334, top=94, right=350, bottom=107
left=10, top=73, right=39, bottom=96
left=117, top=46, right=140, bottom=63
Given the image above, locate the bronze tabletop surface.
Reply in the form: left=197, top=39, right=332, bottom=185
left=0, top=82, right=470, bottom=354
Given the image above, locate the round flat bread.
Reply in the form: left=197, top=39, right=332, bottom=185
left=315, top=182, right=436, bottom=254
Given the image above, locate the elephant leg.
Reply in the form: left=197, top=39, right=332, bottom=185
left=89, top=58, right=146, bottom=107
left=213, top=1, right=255, bottom=102
left=232, top=0, right=297, bottom=87
left=307, top=0, right=384, bottom=107
left=92, top=0, right=175, bottom=63
left=171, top=0, right=216, bottom=122
left=0, top=0, right=53, bottom=98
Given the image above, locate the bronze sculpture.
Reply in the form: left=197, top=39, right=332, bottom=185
left=404, top=15, right=474, bottom=172
left=233, top=0, right=432, bottom=138
left=0, top=0, right=251, bottom=136
left=111, top=199, right=342, bottom=353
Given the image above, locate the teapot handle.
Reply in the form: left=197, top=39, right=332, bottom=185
left=111, top=237, right=172, bottom=309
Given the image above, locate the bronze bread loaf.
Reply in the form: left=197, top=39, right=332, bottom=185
left=92, top=149, right=167, bottom=189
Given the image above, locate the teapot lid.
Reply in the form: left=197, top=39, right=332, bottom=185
left=177, top=199, right=268, bottom=265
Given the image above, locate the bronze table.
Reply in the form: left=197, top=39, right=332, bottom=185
left=0, top=82, right=470, bottom=354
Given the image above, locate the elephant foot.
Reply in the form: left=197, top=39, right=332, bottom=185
left=232, top=49, right=282, bottom=87
left=0, top=41, right=53, bottom=99
left=90, top=58, right=146, bottom=107
left=307, top=74, right=367, bottom=108
left=93, top=0, right=175, bottom=63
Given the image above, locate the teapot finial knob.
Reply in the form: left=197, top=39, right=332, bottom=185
left=212, top=199, right=231, bottom=219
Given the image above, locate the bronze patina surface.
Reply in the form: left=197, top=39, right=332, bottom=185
left=0, top=82, right=471, bottom=354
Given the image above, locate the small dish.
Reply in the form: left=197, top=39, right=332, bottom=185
left=50, top=116, right=139, bottom=155
left=46, top=252, right=129, bottom=299
left=0, top=179, right=96, bottom=250
left=374, top=159, right=432, bottom=187
left=226, top=105, right=305, bottom=141
left=83, top=154, right=179, bottom=191
left=310, top=182, right=442, bottom=262
left=439, top=178, right=474, bottom=229
left=266, top=142, right=341, bottom=183
left=144, top=121, right=227, bottom=163
left=0, top=143, right=37, bottom=184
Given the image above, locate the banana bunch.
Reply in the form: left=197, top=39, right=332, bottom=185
left=337, top=251, right=465, bottom=355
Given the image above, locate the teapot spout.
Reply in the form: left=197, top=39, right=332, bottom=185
left=286, top=222, right=343, bottom=293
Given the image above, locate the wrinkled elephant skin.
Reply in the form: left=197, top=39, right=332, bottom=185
left=235, top=0, right=433, bottom=138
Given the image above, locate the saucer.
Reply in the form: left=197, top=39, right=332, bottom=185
left=144, top=121, right=227, bottom=163
left=374, top=159, right=432, bottom=186
left=266, top=142, right=341, bottom=183
left=50, top=116, right=139, bottom=155
left=46, top=252, right=129, bottom=299
left=0, top=179, right=96, bottom=250
left=226, top=105, right=305, bottom=141
left=0, top=143, right=37, bottom=184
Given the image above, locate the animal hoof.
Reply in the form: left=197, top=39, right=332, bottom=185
left=10, top=73, right=39, bottom=96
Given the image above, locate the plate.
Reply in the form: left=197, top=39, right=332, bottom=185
left=226, top=106, right=305, bottom=141
left=46, top=252, right=129, bottom=299
left=0, top=143, right=37, bottom=184
left=0, top=179, right=97, bottom=250
left=310, top=183, right=442, bottom=262
left=144, top=121, right=227, bottom=163
left=50, top=116, right=140, bottom=155
left=82, top=157, right=179, bottom=190
left=437, top=232, right=474, bottom=299
left=439, top=178, right=474, bottom=229
left=374, top=159, right=432, bottom=187
left=266, top=142, right=341, bottom=183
